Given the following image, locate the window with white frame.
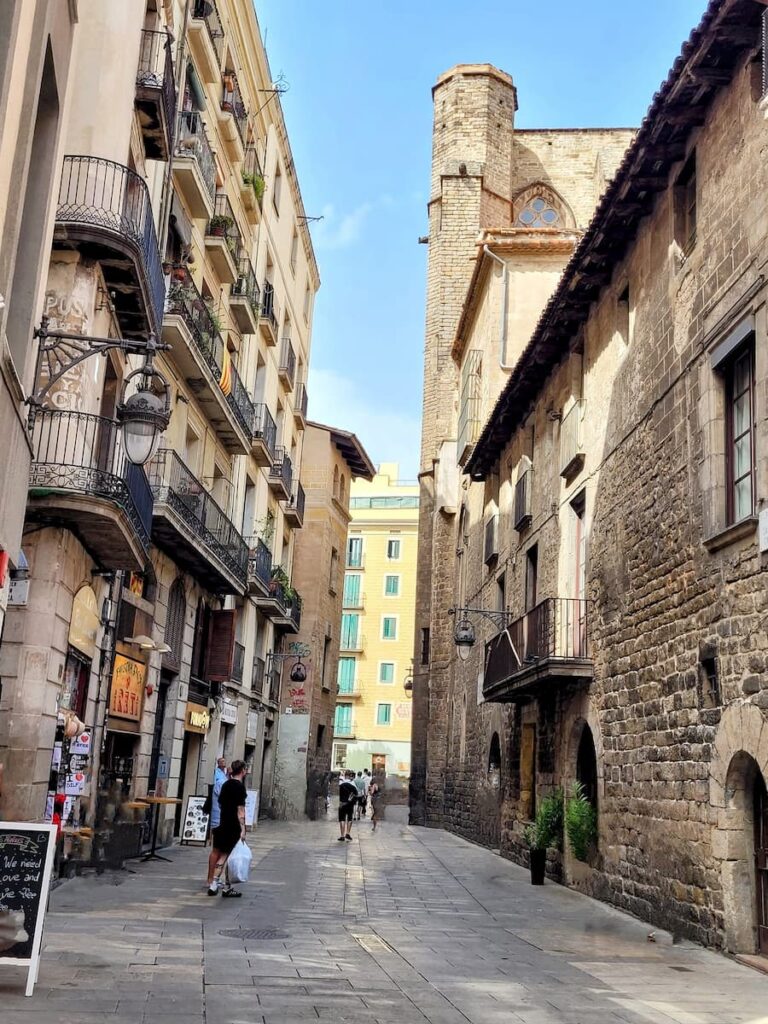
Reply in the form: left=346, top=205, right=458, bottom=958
left=386, top=538, right=401, bottom=560
left=376, top=703, right=392, bottom=726
left=384, top=574, right=400, bottom=596
left=379, top=662, right=395, bottom=684
left=382, top=616, right=397, bottom=640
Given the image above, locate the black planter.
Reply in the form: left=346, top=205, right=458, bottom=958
left=529, top=847, right=547, bottom=885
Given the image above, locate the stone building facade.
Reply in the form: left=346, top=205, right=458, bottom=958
left=414, top=0, right=768, bottom=956
left=272, top=422, right=373, bottom=820
left=0, top=0, right=321, bottom=853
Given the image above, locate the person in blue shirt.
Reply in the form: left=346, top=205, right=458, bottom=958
left=210, top=757, right=228, bottom=829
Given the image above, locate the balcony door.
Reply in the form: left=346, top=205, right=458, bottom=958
left=334, top=704, right=352, bottom=735
left=341, top=613, right=359, bottom=650
left=347, top=536, right=363, bottom=568
left=343, top=573, right=361, bottom=608
left=570, top=491, right=587, bottom=657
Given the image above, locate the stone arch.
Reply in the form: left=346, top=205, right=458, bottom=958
left=710, top=702, right=768, bottom=952
left=488, top=731, right=501, bottom=782
left=563, top=692, right=605, bottom=798
left=512, top=182, right=576, bottom=230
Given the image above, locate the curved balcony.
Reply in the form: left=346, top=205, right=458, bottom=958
left=54, top=156, right=165, bottom=337
left=27, top=409, right=152, bottom=571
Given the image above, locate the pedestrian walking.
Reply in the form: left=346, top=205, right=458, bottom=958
left=353, top=770, right=366, bottom=820
left=370, top=779, right=380, bottom=831
left=338, top=770, right=357, bottom=841
left=207, top=760, right=247, bottom=897
left=362, top=769, right=372, bottom=817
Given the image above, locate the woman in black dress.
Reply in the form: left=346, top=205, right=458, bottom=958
left=207, top=759, right=247, bottom=896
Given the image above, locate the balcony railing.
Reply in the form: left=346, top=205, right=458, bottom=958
left=193, top=0, right=224, bottom=58
left=246, top=536, right=272, bottom=590
left=243, top=145, right=264, bottom=205
left=268, top=664, right=281, bottom=704
left=226, top=357, right=256, bottom=443
left=483, top=598, right=592, bottom=702
left=135, top=29, right=176, bottom=159
left=340, top=633, right=365, bottom=652
left=253, top=656, right=266, bottom=693
left=147, top=449, right=248, bottom=586
left=232, top=641, right=245, bottom=683
left=56, top=155, right=165, bottom=334
left=514, top=465, right=533, bottom=531
left=284, top=481, right=305, bottom=522
left=207, top=192, right=241, bottom=261
left=176, top=111, right=217, bottom=203
left=279, top=338, right=297, bottom=389
left=345, top=552, right=364, bottom=569
left=231, top=256, right=260, bottom=312
left=560, top=401, right=586, bottom=477
left=221, top=70, right=248, bottom=145
left=484, top=514, right=499, bottom=564
left=165, top=265, right=224, bottom=378
left=251, top=404, right=277, bottom=460
left=285, top=593, right=302, bottom=631
left=337, top=681, right=359, bottom=697
left=261, top=281, right=278, bottom=330
left=295, top=382, right=308, bottom=422
left=29, top=408, right=153, bottom=554
left=269, top=447, right=292, bottom=492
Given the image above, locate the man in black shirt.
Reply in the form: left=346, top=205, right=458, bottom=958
left=207, top=759, right=247, bottom=896
left=338, top=770, right=357, bottom=842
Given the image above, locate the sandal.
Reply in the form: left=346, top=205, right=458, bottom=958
left=222, top=888, right=242, bottom=898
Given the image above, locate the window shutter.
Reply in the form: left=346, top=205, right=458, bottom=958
left=205, top=609, right=236, bottom=681
left=164, top=580, right=186, bottom=670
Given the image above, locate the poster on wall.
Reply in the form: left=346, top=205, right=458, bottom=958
left=245, top=789, right=259, bottom=828
left=109, top=654, right=145, bottom=722
left=180, top=795, right=209, bottom=845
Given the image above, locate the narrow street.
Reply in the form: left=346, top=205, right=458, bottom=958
left=1, top=813, right=766, bottom=1024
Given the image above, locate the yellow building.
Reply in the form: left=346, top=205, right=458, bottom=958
left=333, top=464, right=418, bottom=779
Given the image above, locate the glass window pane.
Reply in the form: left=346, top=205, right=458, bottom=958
left=337, top=657, right=355, bottom=692
left=734, top=353, right=751, bottom=395
left=734, top=434, right=752, bottom=480
left=376, top=704, right=391, bottom=726
left=733, top=392, right=750, bottom=437
left=379, top=662, right=394, bottom=683
left=735, top=475, right=752, bottom=521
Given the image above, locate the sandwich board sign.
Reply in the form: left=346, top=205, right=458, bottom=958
left=180, top=795, right=209, bottom=845
left=0, top=822, right=57, bottom=996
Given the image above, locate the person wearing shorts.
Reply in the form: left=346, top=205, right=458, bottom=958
left=207, top=760, right=247, bottom=896
left=338, top=770, right=357, bottom=841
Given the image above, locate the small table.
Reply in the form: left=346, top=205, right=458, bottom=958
left=140, top=796, right=181, bottom=863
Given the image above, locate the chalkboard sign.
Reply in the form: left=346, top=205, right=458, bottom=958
left=0, top=823, right=57, bottom=996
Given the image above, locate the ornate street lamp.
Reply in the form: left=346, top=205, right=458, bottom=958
left=449, top=606, right=511, bottom=661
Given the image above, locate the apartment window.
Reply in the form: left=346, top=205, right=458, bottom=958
left=347, top=536, right=363, bottom=568
left=674, top=151, right=697, bottom=256
left=421, top=627, right=430, bottom=666
left=384, top=574, right=400, bottom=597
left=343, top=573, right=361, bottom=607
left=334, top=743, right=347, bottom=768
left=334, top=704, right=352, bottom=734
left=376, top=703, right=392, bottom=727
left=290, top=228, right=299, bottom=274
left=341, top=613, right=360, bottom=650
left=386, top=538, right=401, bottom=560
left=303, top=283, right=311, bottom=322
left=337, top=656, right=356, bottom=695
left=320, top=635, right=332, bottom=691
left=379, top=662, right=395, bottom=684
left=725, top=344, right=756, bottom=524
left=457, top=350, right=482, bottom=464
left=525, top=544, right=538, bottom=612
left=329, top=547, right=339, bottom=594
left=382, top=616, right=397, bottom=640
left=272, top=162, right=282, bottom=214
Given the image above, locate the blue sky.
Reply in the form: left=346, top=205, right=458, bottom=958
left=257, top=0, right=706, bottom=479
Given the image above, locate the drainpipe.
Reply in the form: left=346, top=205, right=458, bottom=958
left=483, top=245, right=514, bottom=370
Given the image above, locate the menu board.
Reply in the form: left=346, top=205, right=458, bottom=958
left=245, top=789, right=259, bottom=828
left=0, top=823, right=57, bottom=996
left=180, top=795, right=209, bottom=845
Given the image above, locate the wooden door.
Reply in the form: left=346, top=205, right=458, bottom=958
left=755, top=772, right=768, bottom=955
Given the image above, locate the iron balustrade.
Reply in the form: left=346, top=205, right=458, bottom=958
left=231, top=255, right=261, bottom=313
left=340, top=633, right=365, bottom=652
left=514, top=465, right=533, bottom=531
left=176, top=111, right=217, bottom=202
left=147, top=449, right=248, bottom=585
left=286, top=481, right=305, bottom=522
left=56, top=155, right=165, bottom=333
left=221, top=70, right=248, bottom=145
left=286, top=592, right=302, bottom=631
left=29, top=408, right=153, bottom=552
left=165, top=265, right=224, bottom=379
left=246, top=536, right=272, bottom=589
left=484, top=514, right=499, bottom=564
left=279, top=338, right=297, bottom=388
left=268, top=664, right=281, bottom=704
left=226, top=357, right=256, bottom=441
left=136, top=29, right=176, bottom=129
left=251, top=404, right=277, bottom=459
left=232, top=641, right=245, bottom=683
left=192, top=0, right=224, bottom=59
left=295, top=382, right=308, bottom=420
left=560, top=401, right=586, bottom=476
left=252, top=656, right=265, bottom=693
left=207, top=192, right=241, bottom=262
left=269, top=447, right=292, bottom=492
left=485, top=597, right=590, bottom=682
left=337, top=679, right=358, bottom=696
left=261, top=281, right=278, bottom=330
left=243, top=144, right=264, bottom=203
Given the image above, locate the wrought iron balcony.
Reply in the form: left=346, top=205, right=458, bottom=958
left=267, top=662, right=281, bottom=705
left=220, top=70, right=248, bottom=150
left=206, top=193, right=241, bottom=283
left=246, top=536, right=272, bottom=594
left=514, top=465, right=533, bottom=532
left=241, top=144, right=264, bottom=218
left=340, top=633, right=365, bottom=652
left=253, top=656, right=266, bottom=694
left=163, top=265, right=250, bottom=453
left=278, top=338, right=297, bottom=390
left=135, top=29, right=176, bottom=161
left=484, top=514, right=499, bottom=564
left=259, top=281, right=278, bottom=345
left=174, top=111, right=217, bottom=217
left=230, top=255, right=260, bottom=333
left=251, top=403, right=277, bottom=466
left=232, top=640, right=245, bottom=683
left=189, top=0, right=225, bottom=82
left=560, top=401, right=586, bottom=478
left=268, top=447, right=292, bottom=499
left=27, top=409, right=152, bottom=571
left=283, top=481, right=305, bottom=528
left=55, top=155, right=165, bottom=336
left=293, top=382, right=308, bottom=427
left=337, top=681, right=362, bottom=698
left=273, top=582, right=302, bottom=634
left=483, top=597, right=592, bottom=703
left=147, top=449, right=248, bottom=594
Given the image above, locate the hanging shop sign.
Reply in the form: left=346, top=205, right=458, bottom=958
left=219, top=699, right=238, bottom=725
left=109, top=654, right=145, bottom=722
left=185, top=702, right=210, bottom=734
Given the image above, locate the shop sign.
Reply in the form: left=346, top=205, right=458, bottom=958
left=219, top=699, right=238, bottom=725
left=246, top=710, right=259, bottom=742
left=109, top=654, right=145, bottom=721
left=185, top=702, right=210, bottom=734
left=68, top=586, right=99, bottom=659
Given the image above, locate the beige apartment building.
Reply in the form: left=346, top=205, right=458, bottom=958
left=0, top=0, right=319, bottom=857
left=272, top=422, right=374, bottom=820
left=414, top=0, right=768, bottom=955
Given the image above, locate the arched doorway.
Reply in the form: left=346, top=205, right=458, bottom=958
left=754, top=770, right=767, bottom=954
left=722, top=752, right=768, bottom=953
left=576, top=724, right=598, bottom=812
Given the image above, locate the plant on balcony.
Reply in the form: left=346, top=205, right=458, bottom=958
left=523, top=788, right=563, bottom=885
left=253, top=174, right=265, bottom=203
left=565, top=781, right=597, bottom=862
left=209, top=213, right=233, bottom=237
left=270, top=565, right=297, bottom=604
left=204, top=300, right=224, bottom=333
left=254, top=511, right=275, bottom=545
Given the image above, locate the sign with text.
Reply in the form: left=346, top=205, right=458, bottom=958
left=180, top=795, right=209, bottom=845
left=245, top=789, right=259, bottom=827
left=109, top=654, right=145, bottom=722
left=0, top=823, right=57, bottom=996
left=185, top=702, right=210, bottom=734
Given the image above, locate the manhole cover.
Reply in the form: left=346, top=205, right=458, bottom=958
left=219, top=928, right=289, bottom=940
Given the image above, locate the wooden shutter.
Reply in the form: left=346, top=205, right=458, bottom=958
left=205, top=609, right=236, bottom=681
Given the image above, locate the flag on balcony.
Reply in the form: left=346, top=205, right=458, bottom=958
left=220, top=344, right=232, bottom=396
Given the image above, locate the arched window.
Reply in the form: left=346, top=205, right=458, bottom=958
left=333, top=465, right=339, bottom=499
left=164, top=579, right=186, bottom=671
left=339, top=474, right=346, bottom=504
left=488, top=732, right=501, bottom=788
left=576, top=724, right=598, bottom=810
left=517, top=195, right=560, bottom=227
left=512, top=183, right=574, bottom=230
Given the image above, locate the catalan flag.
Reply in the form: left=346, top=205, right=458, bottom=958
left=220, top=344, right=232, bottom=396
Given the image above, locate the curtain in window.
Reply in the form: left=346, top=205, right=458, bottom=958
left=383, top=617, right=397, bottom=639
left=343, top=574, right=361, bottom=606
left=335, top=704, right=352, bottom=733
left=347, top=537, right=363, bottom=567
left=385, top=575, right=398, bottom=596
left=337, top=657, right=356, bottom=693
left=379, top=662, right=394, bottom=683
left=341, top=613, right=359, bottom=648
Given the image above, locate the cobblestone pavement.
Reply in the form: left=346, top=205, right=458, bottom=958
left=1, top=809, right=766, bottom=1023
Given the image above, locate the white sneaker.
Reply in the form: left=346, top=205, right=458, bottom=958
left=207, top=878, right=220, bottom=896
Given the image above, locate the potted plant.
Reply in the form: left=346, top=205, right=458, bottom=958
left=208, top=214, right=233, bottom=237
left=523, top=788, right=563, bottom=885
left=242, top=170, right=255, bottom=188
left=270, top=565, right=297, bottom=605
left=253, top=175, right=265, bottom=203
left=565, top=781, right=597, bottom=862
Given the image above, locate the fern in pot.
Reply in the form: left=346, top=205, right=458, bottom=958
left=523, top=788, right=563, bottom=885
left=565, top=781, right=597, bottom=862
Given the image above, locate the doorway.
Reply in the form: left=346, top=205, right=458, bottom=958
left=755, top=772, right=768, bottom=955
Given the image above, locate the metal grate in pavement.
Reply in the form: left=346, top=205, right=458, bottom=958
left=218, top=928, right=289, bottom=940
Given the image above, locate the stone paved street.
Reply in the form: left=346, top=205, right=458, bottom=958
left=1, top=812, right=766, bottom=1023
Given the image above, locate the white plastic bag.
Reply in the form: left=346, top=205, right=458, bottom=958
left=227, top=840, right=252, bottom=883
